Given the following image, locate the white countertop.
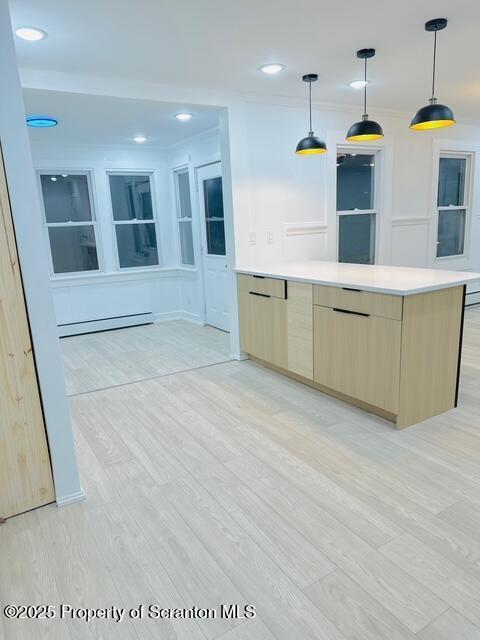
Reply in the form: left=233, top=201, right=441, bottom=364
left=236, top=261, right=480, bottom=295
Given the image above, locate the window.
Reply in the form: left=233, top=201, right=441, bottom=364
left=336, top=152, right=377, bottom=264
left=436, top=155, right=470, bottom=258
left=174, top=169, right=195, bottom=266
left=40, top=173, right=99, bottom=274
left=109, top=174, right=159, bottom=268
left=203, top=176, right=225, bottom=256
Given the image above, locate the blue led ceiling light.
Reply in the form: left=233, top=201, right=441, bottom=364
left=26, top=116, right=58, bottom=128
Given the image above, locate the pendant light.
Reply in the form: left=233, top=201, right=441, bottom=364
left=295, top=74, right=327, bottom=155
left=346, top=49, right=384, bottom=142
left=410, top=18, right=455, bottom=130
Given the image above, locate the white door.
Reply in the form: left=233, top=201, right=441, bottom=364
left=197, top=162, right=229, bottom=332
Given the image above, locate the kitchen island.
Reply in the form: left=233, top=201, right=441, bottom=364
left=236, top=262, right=480, bottom=428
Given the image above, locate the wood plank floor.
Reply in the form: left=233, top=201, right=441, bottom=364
left=60, top=320, right=231, bottom=395
left=1, top=309, right=480, bottom=639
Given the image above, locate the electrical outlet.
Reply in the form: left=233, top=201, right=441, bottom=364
left=249, top=232, right=256, bottom=245
left=266, top=231, right=274, bottom=244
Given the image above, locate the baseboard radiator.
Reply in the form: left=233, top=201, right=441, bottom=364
left=58, top=312, right=154, bottom=338
left=466, top=290, right=480, bottom=308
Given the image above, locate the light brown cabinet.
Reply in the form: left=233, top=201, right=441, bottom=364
left=313, top=306, right=401, bottom=413
left=238, top=274, right=287, bottom=369
left=238, top=273, right=465, bottom=428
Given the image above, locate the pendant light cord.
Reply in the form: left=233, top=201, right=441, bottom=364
left=309, top=81, right=313, bottom=133
left=431, top=28, right=437, bottom=99
left=363, top=57, right=367, bottom=115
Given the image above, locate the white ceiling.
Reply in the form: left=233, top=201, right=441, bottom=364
left=11, top=0, right=480, bottom=119
left=23, top=89, right=221, bottom=147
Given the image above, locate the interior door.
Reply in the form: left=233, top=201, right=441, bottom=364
left=197, top=162, right=229, bottom=332
left=0, top=145, right=55, bottom=519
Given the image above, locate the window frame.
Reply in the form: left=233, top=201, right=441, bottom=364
left=335, top=147, right=382, bottom=265
left=37, top=169, right=102, bottom=277
left=435, top=152, right=473, bottom=261
left=173, top=166, right=195, bottom=267
left=107, top=170, right=161, bottom=271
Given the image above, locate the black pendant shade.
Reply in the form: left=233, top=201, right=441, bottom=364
left=296, top=132, right=327, bottom=155
left=346, top=49, right=384, bottom=142
left=296, top=74, right=327, bottom=155
left=410, top=18, right=455, bottom=130
left=346, top=115, right=384, bottom=142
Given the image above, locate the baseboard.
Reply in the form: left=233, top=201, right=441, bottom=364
left=153, top=311, right=205, bottom=325
left=231, top=351, right=249, bottom=361
left=56, top=488, right=87, bottom=508
left=180, top=311, right=205, bottom=325
left=153, top=311, right=184, bottom=323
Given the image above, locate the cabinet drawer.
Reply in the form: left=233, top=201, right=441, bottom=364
left=314, top=305, right=401, bottom=413
left=248, top=275, right=286, bottom=299
left=313, top=284, right=402, bottom=320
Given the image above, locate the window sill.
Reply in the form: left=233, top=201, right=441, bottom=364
left=50, top=267, right=182, bottom=288
left=177, top=266, right=198, bottom=273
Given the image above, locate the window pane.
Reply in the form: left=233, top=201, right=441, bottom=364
left=41, top=174, right=92, bottom=223
left=179, top=221, right=194, bottom=265
left=339, top=214, right=375, bottom=264
left=204, top=176, right=224, bottom=219
left=437, top=210, right=466, bottom=257
left=48, top=225, right=98, bottom=273
left=205, top=220, right=225, bottom=256
left=438, top=157, right=466, bottom=206
left=109, top=175, right=153, bottom=221
left=203, top=176, right=225, bottom=255
left=177, top=171, right=192, bottom=219
left=337, top=154, right=375, bottom=211
left=115, top=223, right=158, bottom=268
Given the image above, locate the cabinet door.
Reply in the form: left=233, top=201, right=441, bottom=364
left=313, top=305, right=401, bottom=413
left=0, top=146, right=55, bottom=519
left=238, top=277, right=287, bottom=368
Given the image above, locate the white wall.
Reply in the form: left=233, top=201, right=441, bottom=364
left=237, top=99, right=480, bottom=284
left=0, top=0, right=82, bottom=506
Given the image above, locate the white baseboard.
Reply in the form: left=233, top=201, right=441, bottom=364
left=56, top=488, right=86, bottom=508
left=153, top=311, right=184, bottom=323
left=180, top=311, right=205, bottom=325
left=153, top=311, right=205, bottom=325
left=231, top=351, right=249, bottom=361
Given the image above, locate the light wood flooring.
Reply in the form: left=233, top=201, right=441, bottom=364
left=2, top=309, right=480, bottom=639
left=60, top=320, right=231, bottom=395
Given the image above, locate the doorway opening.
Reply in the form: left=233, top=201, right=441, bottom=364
left=24, top=89, right=235, bottom=395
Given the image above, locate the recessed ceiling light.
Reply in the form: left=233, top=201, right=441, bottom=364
left=26, top=116, right=58, bottom=128
left=61, top=174, right=68, bottom=178
left=349, top=80, right=368, bottom=89
left=133, top=136, right=147, bottom=143
left=15, top=27, right=47, bottom=41
left=259, top=63, right=285, bottom=75
left=50, top=176, right=57, bottom=182
left=175, top=113, right=193, bottom=121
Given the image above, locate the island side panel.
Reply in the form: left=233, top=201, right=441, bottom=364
left=396, top=285, right=464, bottom=429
